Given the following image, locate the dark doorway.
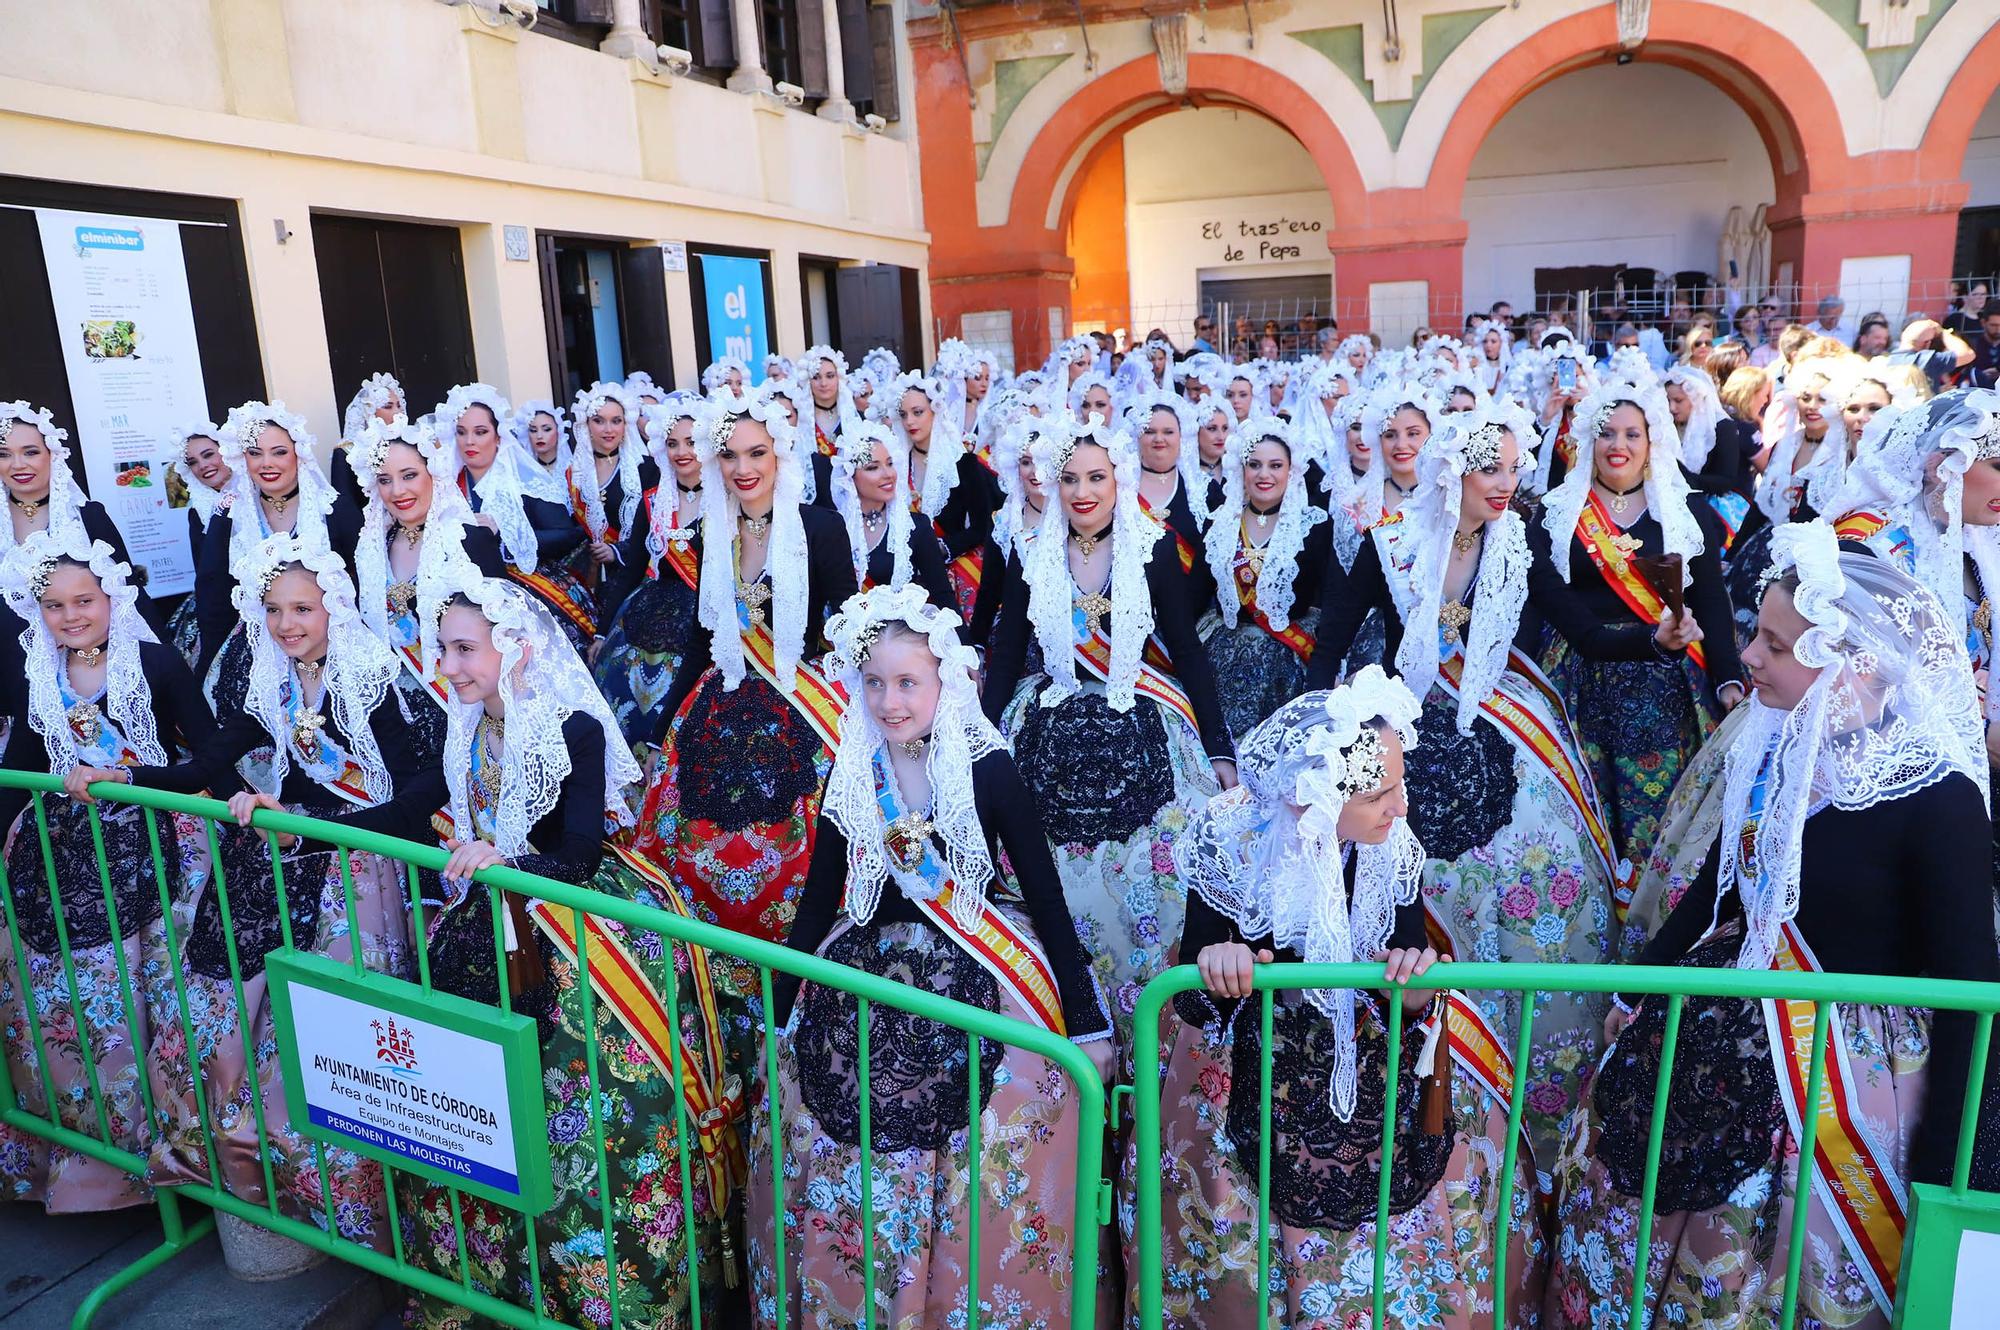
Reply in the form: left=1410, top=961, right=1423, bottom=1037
left=830, top=262, right=922, bottom=370
left=537, top=236, right=673, bottom=402
left=1956, top=206, right=2000, bottom=288
left=311, top=214, right=475, bottom=424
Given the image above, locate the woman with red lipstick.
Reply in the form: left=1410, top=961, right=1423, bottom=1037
left=564, top=380, right=659, bottom=631
left=982, top=414, right=1237, bottom=1054
left=1316, top=403, right=1648, bottom=1152
left=1199, top=417, right=1330, bottom=737
left=889, top=371, right=995, bottom=620
left=1535, top=375, right=1744, bottom=870
left=0, top=532, right=210, bottom=1213
left=634, top=392, right=858, bottom=945
left=0, top=402, right=145, bottom=570
left=825, top=417, right=958, bottom=610
left=166, top=419, right=232, bottom=664
left=196, top=401, right=363, bottom=692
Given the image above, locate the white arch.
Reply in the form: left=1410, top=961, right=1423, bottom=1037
left=1880, top=0, right=2000, bottom=153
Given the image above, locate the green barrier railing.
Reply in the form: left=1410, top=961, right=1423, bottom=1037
left=1132, top=960, right=2000, bottom=1330
left=0, top=773, right=1106, bottom=1330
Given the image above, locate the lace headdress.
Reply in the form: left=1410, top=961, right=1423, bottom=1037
left=861, top=347, right=902, bottom=390
left=433, top=383, right=543, bottom=572
left=1067, top=371, right=1117, bottom=424
left=819, top=585, right=1005, bottom=928
left=830, top=419, right=915, bottom=589
left=1662, top=364, right=1726, bottom=472
left=701, top=357, right=751, bottom=395
left=1357, top=382, right=1445, bottom=516
left=755, top=376, right=818, bottom=502
left=342, top=372, right=404, bottom=443
left=0, top=403, right=91, bottom=554
left=800, top=345, right=859, bottom=426
left=1325, top=392, right=1378, bottom=571
left=350, top=416, right=478, bottom=654
left=1757, top=357, right=1853, bottom=524
left=1175, top=666, right=1425, bottom=1118
left=623, top=370, right=662, bottom=403
left=1428, top=367, right=1492, bottom=414
left=1395, top=403, right=1536, bottom=730
left=168, top=420, right=230, bottom=527
left=887, top=372, right=964, bottom=518
left=1528, top=345, right=1598, bottom=495
left=1720, top=526, right=1986, bottom=970
left=1121, top=390, right=1211, bottom=529
left=218, top=401, right=338, bottom=575
left=233, top=531, right=397, bottom=802
left=693, top=390, right=811, bottom=693
left=847, top=367, right=882, bottom=409
left=1540, top=376, right=1704, bottom=586
left=568, top=381, right=645, bottom=539
left=424, top=571, right=642, bottom=856
left=1203, top=417, right=1326, bottom=631
left=1023, top=413, right=1157, bottom=711
left=640, top=393, right=709, bottom=563
left=990, top=413, right=1053, bottom=560
left=1897, top=389, right=2000, bottom=663
left=511, top=399, right=574, bottom=491
left=1295, top=360, right=1359, bottom=473
left=0, top=531, right=165, bottom=773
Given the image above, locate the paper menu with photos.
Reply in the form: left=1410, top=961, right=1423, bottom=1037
left=34, top=207, right=206, bottom=596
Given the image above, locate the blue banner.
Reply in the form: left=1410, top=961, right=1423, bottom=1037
left=699, top=252, right=770, bottom=369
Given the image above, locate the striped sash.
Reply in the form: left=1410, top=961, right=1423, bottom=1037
left=1069, top=609, right=1199, bottom=736
left=734, top=610, right=848, bottom=756
left=1574, top=491, right=1708, bottom=672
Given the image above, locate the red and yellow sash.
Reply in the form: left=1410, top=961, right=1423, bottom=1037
left=1071, top=618, right=1200, bottom=736
left=911, top=888, right=1066, bottom=1035
left=393, top=641, right=453, bottom=709
left=737, top=617, right=849, bottom=756
left=1417, top=907, right=1523, bottom=1120
left=1434, top=650, right=1630, bottom=910
left=530, top=842, right=746, bottom=1216
left=507, top=567, right=597, bottom=640
left=815, top=420, right=838, bottom=458
left=1764, top=923, right=1907, bottom=1314
left=657, top=530, right=700, bottom=593
left=1574, top=491, right=1707, bottom=672
left=1137, top=495, right=1197, bottom=575
left=1230, top=557, right=1314, bottom=661
left=1832, top=510, right=1888, bottom=543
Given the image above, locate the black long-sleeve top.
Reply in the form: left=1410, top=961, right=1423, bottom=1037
left=600, top=486, right=697, bottom=625
left=924, top=452, right=999, bottom=559
left=194, top=496, right=365, bottom=677
left=1178, top=860, right=1427, bottom=1023
left=1143, top=480, right=1216, bottom=616
left=1639, top=773, right=1997, bottom=1186
left=865, top=524, right=959, bottom=614
left=773, top=749, right=1111, bottom=1038
left=329, top=445, right=366, bottom=512
left=967, top=533, right=1017, bottom=652
left=491, top=712, right=609, bottom=885
left=460, top=475, right=590, bottom=572
left=1303, top=515, right=1667, bottom=690
left=1685, top=418, right=1756, bottom=501
left=578, top=459, right=662, bottom=620
left=0, top=640, right=215, bottom=830
left=1211, top=517, right=1332, bottom=635
left=650, top=504, right=860, bottom=746
left=982, top=525, right=1234, bottom=762
left=128, top=684, right=446, bottom=849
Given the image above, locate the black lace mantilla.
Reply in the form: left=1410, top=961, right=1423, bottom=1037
left=797, top=922, right=1000, bottom=1151
left=1220, top=992, right=1453, bottom=1228
left=1013, top=685, right=1175, bottom=844
left=1593, top=925, right=1784, bottom=1209
left=621, top=576, right=698, bottom=656
left=185, top=823, right=334, bottom=981
left=676, top=674, right=823, bottom=828
left=1404, top=692, right=1517, bottom=861
left=5, top=802, right=165, bottom=954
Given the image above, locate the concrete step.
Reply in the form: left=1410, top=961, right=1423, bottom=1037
left=0, top=1203, right=394, bottom=1329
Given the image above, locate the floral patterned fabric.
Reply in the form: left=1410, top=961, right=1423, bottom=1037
left=750, top=916, right=1110, bottom=1330
left=1122, top=995, right=1546, bottom=1329
left=402, top=850, right=755, bottom=1329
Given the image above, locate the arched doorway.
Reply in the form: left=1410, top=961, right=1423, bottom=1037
left=1461, top=62, right=1775, bottom=328
left=1065, top=106, right=1335, bottom=359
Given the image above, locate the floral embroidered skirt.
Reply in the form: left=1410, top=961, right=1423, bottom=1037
left=0, top=800, right=208, bottom=1211
left=144, top=812, right=413, bottom=1247
left=1407, top=681, right=1618, bottom=1161
left=749, top=915, right=1111, bottom=1330
left=1546, top=928, right=1929, bottom=1330
left=592, top=576, right=697, bottom=764
left=635, top=669, right=832, bottom=953
left=400, top=849, right=755, bottom=1329
left=1197, top=613, right=1315, bottom=745
left=1615, top=702, right=1750, bottom=961
left=1000, top=674, right=1217, bottom=1062
left=1122, top=991, right=1546, bottom=1329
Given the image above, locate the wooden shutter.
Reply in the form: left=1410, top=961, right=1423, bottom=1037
left=797, top=0, right=830, bottom=100
left=690, top=0, right=735, bottom=68
left=618, top=245, right=674, bottom=389
left=569, top=0, right=616, bottom=25
left=866, top=2, right=898, bottom=121
left=838, top=0, right=874, bottom=110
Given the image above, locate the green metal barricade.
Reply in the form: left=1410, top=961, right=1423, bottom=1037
left=0, top=772, right=1106, bottom=1329
left=1131, top=961, right=2000, bottom=1330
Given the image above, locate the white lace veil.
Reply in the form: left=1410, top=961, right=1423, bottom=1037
left=1024, top=414, right=1157, bottom=711
left=0, top=531, right=165, bottom=773
left=568, top=381, right=645, bottom=539
left=233, top=531, right=397, bottom=803
left=342, top=372, right=404, bottom=443
left=434, top=384, right=539, bottom=572
left=1121, top=390, right=1210, bottom=529
left=1295, top=360, right=1359, bottom=476
left=889, top=372, right=966, bottom=518
left=990, top=413, right=1053, bottom=560
left=1174, top=666, right=1425, bottom=1118
left=218, top=401, right=339, bottom=575
left=693, top=390, right=811, bottom=692
left=1757, top=358, right=1853, bottom=524
left=0, top=403, right=92, bottom=555
left=1662, top=364, right=1726, bottom=472
left=1900, top=390, right=2000, bottom=663
left=168, top=420, right=229, bottom=527
left=1358, top=382, right=1444, bottom=514
left=422, top=570, right=641, bottom=856
left=701, top=357, right=750, bottom=395
left=1539, top=376, right=1704, bottom=587
left=830, top=419, right=914, bottom=589
left=800, top=346, right=859, bottom=433
left=1395, top=404, right=1536, bottom=731
left=641, top=394, right=709, bottom=565
left=511, top=400, right=574, bottom=495
left=1721, top=525, right=1987, bottom=970
left=1203, top=416, right=1326, bottom=630
left=818, top=585, right=1005, bottom=928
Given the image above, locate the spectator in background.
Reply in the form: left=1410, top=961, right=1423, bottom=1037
left=1852, top=312, right=1892, bottom=358
left=1971, top=299, right=2000, bottom=389
left=1313, top=325, right=1341, bottom=363
left=1491, top=300, right=1515, bottom=331
left=1770, top=322, right=1813, bottom=383
left=1408, top=324, right=1433, bottom=350
left=1888, top=316, right=1975, bottom=391
left=1945, top=281, right=1989, bottom=335
left=1807, top=293, right=1854, bottom=346
left=1256, top=332, right=1282, bottom=362
left=1190, top=314, right=1218, bottom=357
left=1729, top=304, right=1764, bottom=354
left=1678, top=325, right=1714, bottom=368
left=1703, top=340, right=1746, bottom=391
left=1718, top=364, right=1772, bottom=467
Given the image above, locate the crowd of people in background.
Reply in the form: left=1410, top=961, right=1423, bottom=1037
left=0, top=268, right=1996, bottom=1330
